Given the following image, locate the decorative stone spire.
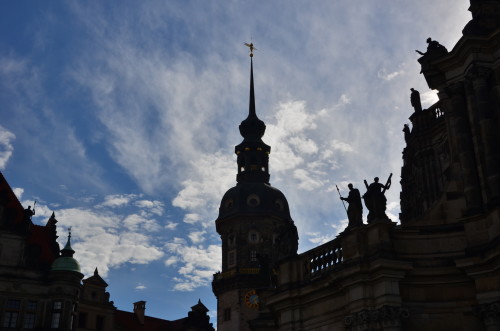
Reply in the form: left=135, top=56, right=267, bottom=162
left=235, top=52, right=271, bottom=184
left=60, top=227, right=75, bottom=258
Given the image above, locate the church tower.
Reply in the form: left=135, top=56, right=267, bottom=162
left=212, top=52, right=298, bottom=331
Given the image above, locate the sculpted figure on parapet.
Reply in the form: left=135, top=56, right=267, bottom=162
left=416, top=37, right=448, bottom=73
left=403, top=124, right=411, bottom=143
left=24, top=204, right=36, bottom=221
left=363, top=174, right=392, bottom=223
left=340, top=183, right=363, bottom=228
left=410, top=88, right=422, bottom=112
left=416, top=37, right=448, bottom=58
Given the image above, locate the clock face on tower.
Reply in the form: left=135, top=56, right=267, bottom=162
left=244, top=289, right=260, bottom=308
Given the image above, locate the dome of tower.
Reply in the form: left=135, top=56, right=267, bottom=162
left=52, top=255, right=82, bottom=273
left=216, top=182, right=292, bottom=222
left=51, top=231, right=81, bottom=273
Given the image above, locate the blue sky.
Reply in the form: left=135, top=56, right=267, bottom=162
left=1, top=0, right=471, bottom=325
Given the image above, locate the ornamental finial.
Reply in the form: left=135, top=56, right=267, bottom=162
left=244, top=42, right=256, bottom=57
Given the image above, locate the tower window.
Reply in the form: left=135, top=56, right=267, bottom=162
left=228, top=250, right=236, bottom=267
left=228, top=235, right=235, bottom=246
left=249, top=231, right=259, bottom=243
left=51, top=301, right=63, bottom=328
left=247, top=194, right=260, bottom=207
left=250, top=250, right=257, bottom=261
left=224, top=199, right=234, bottom=210
left=224, top=308, right=231, bottom=321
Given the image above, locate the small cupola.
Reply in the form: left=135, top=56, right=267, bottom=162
left=51, top=227, right=82, bottom=274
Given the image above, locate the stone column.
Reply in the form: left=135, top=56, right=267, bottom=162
left=443, top=83, right=483, bottom=213
left=467, top=66, right=500, bottom=204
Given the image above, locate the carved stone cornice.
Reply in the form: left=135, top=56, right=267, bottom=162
left=344, top=306, right=409, bottom=330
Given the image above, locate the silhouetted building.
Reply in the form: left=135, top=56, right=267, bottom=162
left=0, top=172, right=82, bottom=330
left=0, top=172, right=214, bottom=331
left=213, top=1, right=500, bottom=330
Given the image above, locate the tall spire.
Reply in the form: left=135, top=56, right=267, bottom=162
left=249, top=57, right=256, bottom=118
left=239, top=48, right=265, bottom=141
left=235, top=46, right=271, bottom=184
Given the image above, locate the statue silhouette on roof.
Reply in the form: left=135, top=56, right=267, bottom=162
left=24, top=203, right=36, bottom=222
left=363, top=175, right=392, bottom=223
left=410, top=88, right=422, bottom=112
left=403, top=124, right=411, bottom=143
left=340, top=183, right=363, bottom=229
left=416, top=38, right=448, bottom=73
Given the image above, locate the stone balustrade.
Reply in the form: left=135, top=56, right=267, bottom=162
left=301, top=237, right=343, bottom=278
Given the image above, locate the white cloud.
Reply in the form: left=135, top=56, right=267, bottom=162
left=164, top=256, right=179, bottom=266
left=0, top=126, right=15, bottom=170
left=293, top=169, right=324, bottom=191
left=331, top=218, right=349, bottom=235
left=123, top=214, right=161, bottom=232
left=306, top=232, right=337, bottom=245
left=135, top=200, right=164, bottom=216
left=99, top=194, right=137, bottom=208
left=378, top=67, right=405, bottom=81
left=13, top=188, right=24, bottom=200
left=421, top=90, right=439, bottom=108
left=188, top=231, right=206, bottom=244
left=165, top=222, right=178, bottom=230
left=28, top=197, right=167, bottom=278
left=135, top=284, right=147, bottom=291
left=165, top=238, right=221, bottom=291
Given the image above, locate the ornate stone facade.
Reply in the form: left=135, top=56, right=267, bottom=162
left=213, top=1, right=500, bottom=330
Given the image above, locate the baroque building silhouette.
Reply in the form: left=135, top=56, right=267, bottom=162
left=0, top=171, right=214, bottom=330
left=212, top=1, right=500, bottom=330
left=1, top=1, right=500, bottom=330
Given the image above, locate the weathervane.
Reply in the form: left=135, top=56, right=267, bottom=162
left=244, top=42, right=257, bottom=57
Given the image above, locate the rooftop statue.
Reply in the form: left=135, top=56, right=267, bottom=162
left=416, top=38, right=448, bottom=73
left=24, top=201, right=36, bottom=221
left=339, top=183, right=363, bottom=229
left=403, top=124, right=411, bottom=143
left=410, top=88, right=422, bottom=112
left=416, top=37, right=448, bottom=57
left=363, top=175, right=391, bottom=223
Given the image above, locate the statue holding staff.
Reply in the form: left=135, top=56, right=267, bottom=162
left=24, top=201, right=36, bottom=222
left=340, top=183, right=363, bottom=228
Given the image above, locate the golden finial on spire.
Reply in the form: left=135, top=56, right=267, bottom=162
left=244, top=42, right=256, bottom=57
